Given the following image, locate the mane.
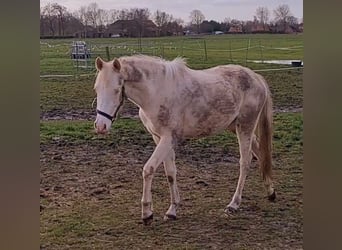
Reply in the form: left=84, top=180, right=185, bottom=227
left=120, top=54, right=188, bottom=79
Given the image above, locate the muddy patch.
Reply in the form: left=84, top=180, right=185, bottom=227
left=41, top=102, right=140, bottom=121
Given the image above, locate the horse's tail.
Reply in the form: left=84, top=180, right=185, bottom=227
left=257, top=82, right=275, bottom=200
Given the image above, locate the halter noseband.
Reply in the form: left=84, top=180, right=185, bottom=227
left=96, top=86, right=125, bottom=122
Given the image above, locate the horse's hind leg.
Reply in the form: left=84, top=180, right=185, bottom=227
left=152, top=135, right=180, bottom=221
left=163, top=150, right=180, bottom=220
left=251, top=135, right=260, bottom=160
left=228, top=123, right=259, bottom=160
left=225, top=122, right=255, bottom=214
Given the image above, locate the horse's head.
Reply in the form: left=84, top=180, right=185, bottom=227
left=93, top=57, right=124, bottom=134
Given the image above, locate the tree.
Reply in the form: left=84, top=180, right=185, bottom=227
left=255, top=6, right=270, bottom=30
left=86, top=2, right=100, bottom=28
left=63, top=13, right=84, bottom=36
left=189, top=9, right=205, bottom=34
left=51, top=3, right=68, bottom=36
left=129, top=8, right=150, bottom=20
left=223, top=17, right=231, bottom=32
left=42, top=3, right=58, bottom=36
left=97, top=8, right=109, bottom=28
left=74, top=6, right=88, bottom=37
left=175, top=18, right=184, bottom=35
left=287, top=15, right=299, bottom=32
left=75, top=6, right=87, bottom=26
left=129, top=8, right=151, bottom=37
left=118, top=9, right=130, bottom=20
left=108, top=9, right=119, bottom=24
left=200, top=20, right=221, bottom=33
left=40, top=6, right=45, bottom=35
left=287, top=16, right=298, bottom=26
left=40, top=3, right=83, bottom=37
left=273, top=4, right=292, bottom=33
left=154, top=10, right=173, bottom=36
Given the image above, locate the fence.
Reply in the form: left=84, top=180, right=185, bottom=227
left=40, top=35, right=304, bottom=78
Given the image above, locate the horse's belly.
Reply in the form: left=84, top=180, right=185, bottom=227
left=182, top=112, right=237, bottom=138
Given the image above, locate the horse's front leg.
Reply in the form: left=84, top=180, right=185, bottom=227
left=141, top=136, right=173, bottom=225
left=151, top=135, right=180, bottom=221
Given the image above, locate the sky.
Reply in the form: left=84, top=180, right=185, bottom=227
left=40, top=0, right=303, bottom=23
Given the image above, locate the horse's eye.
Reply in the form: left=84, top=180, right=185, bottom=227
left=114, top=89, right=119, bottom=95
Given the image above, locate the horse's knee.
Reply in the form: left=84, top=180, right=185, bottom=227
left=143, top=166, right=155, bottom=179
left=239, top=153, right=253, bottom=167
left=167, top=175, right=174, bottom=184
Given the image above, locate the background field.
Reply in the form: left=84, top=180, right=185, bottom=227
left=40, top=33, right=303, bottom=75
left=40, top=34, right=303, bottom=249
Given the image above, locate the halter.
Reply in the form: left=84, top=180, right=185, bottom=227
left=95, top=86, right=125, bottom=122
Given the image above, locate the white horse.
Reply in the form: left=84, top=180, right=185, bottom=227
left=93, top=55, right=275, bottom=225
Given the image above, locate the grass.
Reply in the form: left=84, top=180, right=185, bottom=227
left=40, top=113, right=302, bottom=155
left=40, top=34, right=303, bottom=75
left=40, top=77, right=96, bottom=112
left=40, top=68, right=303, bottom=115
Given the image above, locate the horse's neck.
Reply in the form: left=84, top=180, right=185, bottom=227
left=124, top=83, right=148, bottom=109
left=125, top=59, right=163, bottom=110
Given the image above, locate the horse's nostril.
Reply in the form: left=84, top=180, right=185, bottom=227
left=103, top=124, right=106, bottom=130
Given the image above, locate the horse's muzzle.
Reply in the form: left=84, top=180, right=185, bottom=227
left=94, top=121, right=108, bottom=134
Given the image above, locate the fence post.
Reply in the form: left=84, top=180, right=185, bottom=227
left=161, top=44, right=165, bottom=58
left=229, top=40, right=233, bottom=62
left=76, top=44, right=79, bottom=76
left=203, top=39, right=208, bottom=61
left=105, top=46, right=110, bottom=61
left=259, top=40, right=264, bottom=63
left=181, top=39, right=184, bottom=56
left=245, top=38, right=250, bottom=66
left=139, top=36, right=142, bottom=53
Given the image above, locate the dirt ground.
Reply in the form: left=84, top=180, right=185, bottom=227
left=40, top=102, right=303, bottom=249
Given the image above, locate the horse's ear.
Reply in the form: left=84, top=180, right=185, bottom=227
left=113, top=58, right=121, bottom=72
left=95, top=57, right=103, bottom=71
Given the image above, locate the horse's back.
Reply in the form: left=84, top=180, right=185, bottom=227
left=140, top=62, right=269, bottom=139
left=178, top=65, right=268, bottom=137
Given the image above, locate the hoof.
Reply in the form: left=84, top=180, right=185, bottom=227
left=163, top=214, right=177, bottom=221
left=142, top=214, right=153, bottom=225
left=268, top=190, right=276, bottom=202
left=224, top=206, right=238, bottom=215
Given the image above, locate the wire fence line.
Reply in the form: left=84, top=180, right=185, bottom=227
left=40, top=37, right=303, bottom=77
left=40, top=41, right=303, bottom=54
left=40, top=66, right=303, bottom=79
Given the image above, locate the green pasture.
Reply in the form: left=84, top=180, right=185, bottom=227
left=40, top=69, right=303, bottom=114
left=40, top=34, right=303, bottom=75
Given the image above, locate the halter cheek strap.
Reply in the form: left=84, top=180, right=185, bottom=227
left=96, top=86, right=125, bottom=122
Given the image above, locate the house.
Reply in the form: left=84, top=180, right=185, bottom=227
left=73, top=26, right=96, bottom=38
left=250, top=24, right=270, bottom=33
left=270, top=22, right=296, bottom=34
left=228, top=26, right=243, bottom=33
left=73, top=25, right=107, bottom=38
